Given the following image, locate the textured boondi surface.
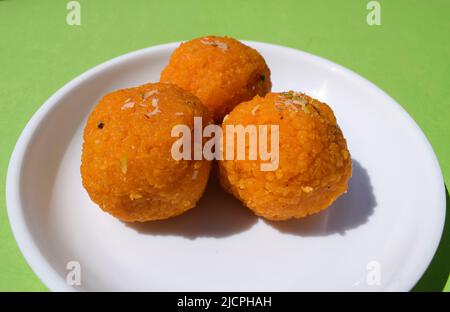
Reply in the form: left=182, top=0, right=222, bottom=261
left=219, top=92, right=352, bottom=220
left=81, top=82, right=212, bottom=222
left=161, top=36, right=272, bottom=122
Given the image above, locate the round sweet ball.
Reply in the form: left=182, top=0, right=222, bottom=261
left=218, top=91, right=352, bottom=221
left=160, top=35, right=272, bottom=122
left=81, top=82, right=212, bottom=222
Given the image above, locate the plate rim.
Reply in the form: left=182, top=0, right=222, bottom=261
left=5, top=40, right=446, bottom=292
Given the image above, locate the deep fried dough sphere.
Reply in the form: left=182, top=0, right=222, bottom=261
left=160, top=36, right=272, bottom=122
left=81, top=82, right=212, bottom=222
left=218, top=91, right=352, bottom=221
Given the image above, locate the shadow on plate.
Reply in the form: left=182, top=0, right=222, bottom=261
left=127, top=159, right=375, bottom=238
left=125, top=165, right=258, bottom=239
left=265, top=159, right=376, bottom=236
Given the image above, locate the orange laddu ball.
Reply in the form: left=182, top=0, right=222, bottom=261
left=81, top=82, right=212, bottom=222
left=160, top=35, right=272, bottom=122
left=218, top=91, right=352, bottom=221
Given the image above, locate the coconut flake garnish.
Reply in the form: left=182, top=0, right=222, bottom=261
left=143, top=89, right=159, bottom=100
left=121, top=101, right=135, bottom=110
left=120, top=156, right=128, bottom=174
left=145, top=108, right=160, bottom=117
left=275, top=91, right=312, bottom=113
left=175, top=112, right=184, bottom=116
left=200, top=39, right=228, bottom=51
left=192, top=170, right=199, bottom=180
left=145, top=98, right=161, bottom=117
left=251, top=105, right=260, bottom=115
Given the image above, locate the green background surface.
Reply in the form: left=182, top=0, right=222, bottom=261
left=0, top=0, right=448, bottom=291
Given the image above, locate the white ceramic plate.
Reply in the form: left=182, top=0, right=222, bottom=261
left=6, top=41, right=446, bottom=292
